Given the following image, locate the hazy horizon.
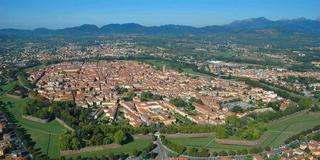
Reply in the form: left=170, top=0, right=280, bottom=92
left=1, top=0, right=319, bottom=29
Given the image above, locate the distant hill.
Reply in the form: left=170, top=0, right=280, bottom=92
left=1, top=17, right=320, bottom=36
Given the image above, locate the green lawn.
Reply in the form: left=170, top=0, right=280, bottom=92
left=65, top=138, right=152, bottom=158
left=168, top=112, right=320, bottom=152
left=0, top=82, right=18, bottom=95
left=261, top=112, right=320, bottom=147
left=0, top=95, right=67, bottom=158
left=169, top=137, right=252, bottom=152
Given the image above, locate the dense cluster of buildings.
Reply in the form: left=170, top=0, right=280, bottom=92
left=0, top=111, right=28, bottom=160
left=29, top=61, right=212, bottom=106
left=264, top=139, right=320, bottom=160
left=121, top=99, right=228, bottom=127
left=121, top=100, right=176, bottom=126
left=209, top=61, right=320, bottom=94
left=0, top=40, right=144, bottom=68
left=211, top=78, right=280, bottom=104
left=29, top=60, right=285, bottom=126
left=55, top=42, right=142, bottom=60
left=278, top=140, right=320, bottom=159
left=210, top=61, right=320, bottom=80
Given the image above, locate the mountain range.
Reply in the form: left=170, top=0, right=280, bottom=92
left=1, top=17, right=320, bottom=36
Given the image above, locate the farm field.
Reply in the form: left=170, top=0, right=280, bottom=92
left=0, top=94, right=67, bottom=158
left=168, top=111, right=320, bottom=152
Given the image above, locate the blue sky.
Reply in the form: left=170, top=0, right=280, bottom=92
left=0, top=0, right=319, bottom=29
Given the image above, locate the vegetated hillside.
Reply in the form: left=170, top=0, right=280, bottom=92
left=1, top=17, right=320, bottom=47
left=1, top=17, right=320, bottom=36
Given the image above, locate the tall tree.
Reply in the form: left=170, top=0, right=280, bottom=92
left=114, top=130, right=126, bottom=145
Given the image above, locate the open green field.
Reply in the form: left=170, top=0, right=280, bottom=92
left=168, top=111, right=320, bottom=152
left=65, top=138, right=152, bottom=158
left=0, top=95, right=67, bottom=158
left=261, top=112, right=320, bottom=147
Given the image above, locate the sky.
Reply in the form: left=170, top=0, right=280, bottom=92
left=0, top=0, right=319, bottom=29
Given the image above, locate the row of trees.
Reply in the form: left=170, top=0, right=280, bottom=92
left=161, top=135, right=266, bottom=157
left=0, top=101, right=51, bottom=160
left=170, top=97, right=195, bottom=111
left=161, top=115, right=267, bottom=141
left=58, top=119, right=160, bottom=150
left=61, top=153, right=130, bottom=160
left=261, top=79, right=303, bottom=95
left=61, top=135, right=157, bottom=159
left=60, top=129, right=132, bottom=150
left=22, top=99, right=92, bottom=128
left=235, top=77, right=303, bottom=102
left=140, top=91, right=164, bottom=102
left=284, top=125, right=320, bottom=144
left=282, top=76, right=319, bottom=85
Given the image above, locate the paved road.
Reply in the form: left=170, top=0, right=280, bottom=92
left=152, top=132, right=175, bottom=160
left=154, top=138, right=170, bottom=160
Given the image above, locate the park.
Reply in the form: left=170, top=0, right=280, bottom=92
left=166, top=111, right=320, bottom=154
